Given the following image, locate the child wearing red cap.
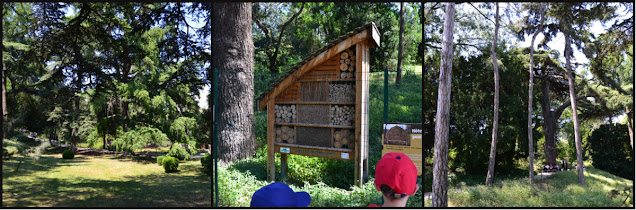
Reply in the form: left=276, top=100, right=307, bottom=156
left=368, top=152, right=419, bottom=207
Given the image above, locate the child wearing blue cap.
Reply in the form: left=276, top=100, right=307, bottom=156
left=250, top=182, right=311, bottom=207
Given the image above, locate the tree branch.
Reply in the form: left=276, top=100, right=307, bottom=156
left=253, top=15, right=271, bottom=41
left=271, top=3, right=305, bottom=66
left=555, top=95, right=588, bottom=118
left=468, top=2, right=494, bottom=24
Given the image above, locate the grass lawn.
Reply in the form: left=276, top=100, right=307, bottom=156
left=447, top=168, right=633, bottom=207
left=2, top=146, right=211, bottom=207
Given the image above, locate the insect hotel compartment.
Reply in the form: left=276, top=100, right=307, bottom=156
left=328, top=82, right=355, bottom=103
left=297, top=127, right=332, bottom=147
left=275, top=125, right=296, bottom=144
left=339, top=48, right=356, bottom=79
left=331, top=105, right=354, bottom=126
left=333, top=128, right=355, bottom=149
left=275, top=104, right=296, bottom=123
left=298, top=104, right=330, bottom=124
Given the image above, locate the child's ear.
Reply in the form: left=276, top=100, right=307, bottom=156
left=375, top=184, right=381, bottom=192
left=411, top=184, right=420, bottom=195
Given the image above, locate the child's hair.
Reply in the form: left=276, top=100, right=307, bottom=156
left=380, top=184, right=396, bottom=201
left=380, top=184, right=405, bottom=201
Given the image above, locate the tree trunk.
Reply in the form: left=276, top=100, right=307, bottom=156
left=564, top=28, right=585, bottom=187
left=213, top=2, right=256, bottom=163
left=626, top=106, right=633, bottom=149
left=71, top=71, right=82, bottom=152
left=10, top=75, right=16, bottom=128
left=538, top=79, right=557, bottom=165
left=2, top=63, right=7, bottom=138
left=527, top=5, right=546, bottom=184
left=485, top=3, right=500, bottom=187
left=396, top=2, right=405, bottom=85
left=433, top=3, right=455, bottom=207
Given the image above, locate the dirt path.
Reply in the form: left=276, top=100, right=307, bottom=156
left=26, top=133, right=206, bottom=159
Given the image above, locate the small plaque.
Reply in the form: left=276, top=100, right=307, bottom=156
left=280, top=147, right=290, bottom=153
left=341, top=153, right=349, bottom=159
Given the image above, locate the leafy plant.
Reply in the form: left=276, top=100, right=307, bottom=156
left=167, top=145, right=191, bottom=161
left=157, top=155, right=167, bottom=166
left=201, top=154, right=211, bottom=175
left=111, top=126, right=169, bottom=154
left=62, top=150, right=75, bottom=159
left=163, top=157, right=179, bottom=172
left=587, top=124, right=633, bottom=180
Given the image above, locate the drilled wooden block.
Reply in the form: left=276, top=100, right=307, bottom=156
left=297, top=127, right=331, bottom=147
left=298, top=104, right=330, bottom=124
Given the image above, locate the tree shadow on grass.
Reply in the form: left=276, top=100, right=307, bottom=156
left=109, top=154, right=157, bottom=165
left=2, top=171, right=211, bottom=207
left=2, top=155, right=88, bottom=180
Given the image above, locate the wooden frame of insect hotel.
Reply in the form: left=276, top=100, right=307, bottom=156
left=257, top=23, right=380, bottom=186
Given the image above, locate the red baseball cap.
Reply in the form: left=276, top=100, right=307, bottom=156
left=374, top=152, right=418, bottom=195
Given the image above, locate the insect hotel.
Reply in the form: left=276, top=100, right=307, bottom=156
left=257, top=23, right=380, bottom=186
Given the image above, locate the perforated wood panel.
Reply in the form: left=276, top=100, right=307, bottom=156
left=297, top=127, right=332, bottom=147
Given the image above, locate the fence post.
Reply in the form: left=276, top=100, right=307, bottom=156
left=213, top=68, right=219, bottom=207
left=384, top=67, right=389, bottom=123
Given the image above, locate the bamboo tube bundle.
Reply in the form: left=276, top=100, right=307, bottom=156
left=275, top=104, right=296, bottom=123
left=331, top=105, right=354, bottom=126
left=333, top=129, right=355, bottom=148
left=339, top=49, right=356, bottom=79
left=328, top=83, right=355, bottom=103
left=275, top=126, right=295, bottom=144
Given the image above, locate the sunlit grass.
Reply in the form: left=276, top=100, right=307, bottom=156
left=2, top=148, right=211, bottom=207
left=448, top=169, right=633, bottom=207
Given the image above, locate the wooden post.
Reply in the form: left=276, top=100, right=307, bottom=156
left=267, top=100, right=276, bottom=182
left=362, top=42, right=370, bottom=182
left=355, top=40, right=370, bottom=187
left=281, top=153, right=288, bottom=181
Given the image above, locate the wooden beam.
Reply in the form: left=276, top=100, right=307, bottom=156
left=275, top=122, right=355, bottom=129
left=361, top=40, right=371, bottom=182
left=259, top=29, right=373, bottom=110
left=267, top=100, right=276, bottom=182
left=369, top=23, right=381, bottom=48
left=274, top=143, right=354, bottom=160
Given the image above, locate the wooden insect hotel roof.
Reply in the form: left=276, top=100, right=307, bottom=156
left=256, top=22, right=381, bottom=110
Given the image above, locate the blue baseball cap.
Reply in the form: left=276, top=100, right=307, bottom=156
left=250, top=182, right=311, bottom=207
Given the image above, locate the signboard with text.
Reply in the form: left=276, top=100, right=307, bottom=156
left=381, top=123, right=422, bottom=176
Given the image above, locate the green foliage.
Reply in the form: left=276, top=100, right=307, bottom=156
left=157, top=155, right=167, bottom=166
left=2, top=139, right=28, bottom=157
left=201, top=154, right=211, bottom=175
left=62, top=150, right=75, bottom=159
left=448, top=46, right=530, bottom=173
left=162, top=156, right=179, bottom=172
left=111, top=126, right=169, bottom=153
left=167, top=145, right=191, bottom=161
left=587, top=124, right=633, bottom=180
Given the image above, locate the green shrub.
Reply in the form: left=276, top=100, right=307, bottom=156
left=163, top=157, right=179, bottom=172
left=62, top=150, right=75, bottom=159
left=201, top=154, right=211, bottom=175
left=588, top=124, right=633, bottom=180
left=157, top=155, right=167, bottom=166
left=167, top=146, right=190, bottom=161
